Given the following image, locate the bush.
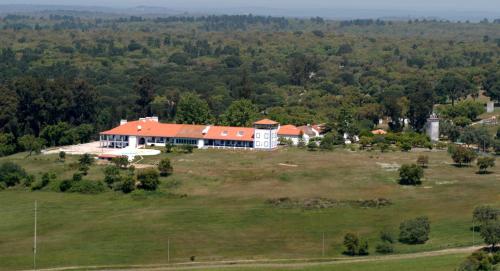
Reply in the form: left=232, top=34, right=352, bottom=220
left=111, top=156, right=129, bottom=169
left=477, top=157, right=495, bottom=174
left=380, top=230, right=395, bottom=243
left=343, top=233, right=369, bottom=256
left=398, top=164, right=424, bottom=185
left=58, top=151, right=66, bottom=161
left=68, top=180, right=106, bottom=194
left=59, top=179, right=73, bottom=192
left=158, top=158, right=173, bottom=176
left=0, top=161, right=28, bottom=187
left=137, top=169, right=160, bottom=191
left=307, top=140, right=318, bottom=151
left=375, top=243, right=394, bottom=254
left=449, top=145, right=477, bottom=167
left=416, top=155, right=429, bottom=168
left=32, top=172, right=56, bottom=191
left=399, top=216, right=430, bottom=244
left=165, top=142, right=174, bottom=153
left=119, top=175, right=136, bottom=194
left=103, top=166, right=121, bottom=188
left=179, top=144, right=194, bottom=153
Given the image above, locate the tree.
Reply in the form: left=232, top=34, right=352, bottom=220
left=398, top=164, right=424, bottom=185
left=307, top=140, right=318, bottom=151
left=59, top=151, right=66, bottom=162
left=70, top=80, right=97, bottom=125
left=137, top=169, right=160, bottom=191
left=78, top=153, right=94, bottom=175
left=406, top=78, right=434, bottom=131
left=0, top=161, right=27, bottom=187
left=416, top=155, right=429, bottom=168
left=103, top=165, right=121, bottom=188
left=435, top=73, right=473, bottom=106
left=477, top=157, right=495, bottom=174
left=480, top=222, right=500, bottom=252
left=111, top=156, right=129, bottom=169
left=399, top=216, right=431, bottom=244
left=221, top=99, right=258, bottom=127
left=343, top=233, right=369, bottom=256
left=449, top=145, right=477, bottom=167
left=158, top=158, right=173, bottom=176
left=484, top=71, right=500, bottom=102
left=135, top=76, right=155, bottom=117
left=18, top=135, right=45, bottom=157
left=287, top=52, right=319, bottom=86
left=175, top=92, right=213, bottom=124
left=165, top=142, right=174, bottom=153
left=119, top=175, right=136, bottom=194
left=0, top=133, right=16, bottom=156
left=473, top=205, right=498, bottom=226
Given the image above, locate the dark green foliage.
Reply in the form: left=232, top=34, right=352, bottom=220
left=457, top=251, right=498, bottom=271
left=103, top=166, right=121, bottom=188
left=480, top=222, right=500, bottom=251
left=221, top=99, right=258, bottom=127
left=175, top=93, right=213, bottom=124
left=375, top=243, right=394, bottom=254
left=179, top=144, right=194, bottom=153
left=380, top=230, right=395, bottom=243
left=68, top=180, right=106, bottom=194
left=32, top=172, right=56, bottom=191
left=406, top=78, right=435, bottom=131
left=119, top=175, right=136, bottom=194
left=307, top=140, right=318, bottom=151
left=448, top=145, right=478, bottom=166
left=78, top=153, right=94, bottom=175
left=435, top=73, right=473, bottom=106
left=59, top=179, right=73, bottom=192
left=18, top=135, right=45, bottom=156
left=111, top=157, right=129, bottom=169
left=437, top=101, right=485, bottom=121
left=477, top=157, right=495, bottom=174
left=399, top=216, right=431, bottom=244
left=0, top=133, right=16, bottom=156
left=137, top=169, right=160, bottom=191
left=343, top=233, right=369, bottom=256
left=473, top=206, right=499, bottom=226
left=398, top=164, right=424, bottom=185
left=158, top=158, right=173, bottom=177
left=0, top=161, right=28, bottom=187
left=58, top=151, right=66, bottom=161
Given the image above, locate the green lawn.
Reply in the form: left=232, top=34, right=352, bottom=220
left=0, top=148, right=497, bottom=270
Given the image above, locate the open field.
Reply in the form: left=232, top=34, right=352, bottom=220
left=0, top=148, right=498, bottom=270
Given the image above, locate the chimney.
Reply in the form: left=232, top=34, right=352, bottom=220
left=120, top=119, right=127, bottom=126
left=137, top=125, right=142, bottom=131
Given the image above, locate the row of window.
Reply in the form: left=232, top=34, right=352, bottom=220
left=255, top=131, right=277, bottom=139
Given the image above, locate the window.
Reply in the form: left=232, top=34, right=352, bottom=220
left=256, top=142, right=260, bottom=147
left=256, top=132, right=260, bottom=138
left=264, top=133, right=269, bottom=139
left=237, top=131, right=244, bottom=137
left=264, top=141, right=268, bottom=147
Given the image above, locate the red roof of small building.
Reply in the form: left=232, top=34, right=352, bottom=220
left=371, top=129, right=387, bottom=135
left=278, top=125, right=302, bottom=136
left=254, top=119, right=278, bottom=125
left=203, top=126, right=254, bottom=141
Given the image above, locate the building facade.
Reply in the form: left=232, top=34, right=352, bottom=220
left=100, top=117, right=314, bottom=151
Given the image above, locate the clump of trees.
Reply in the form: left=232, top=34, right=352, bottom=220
left=476, top=157, right=495, bottom=174
left=375, top=230, right=395, bottom=254
left=448, top=145, right=478, bottom=167
left=399, top=216, right=431, bottom=244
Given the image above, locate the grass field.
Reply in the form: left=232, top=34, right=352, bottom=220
left=0, top=148, right=498, bottom=270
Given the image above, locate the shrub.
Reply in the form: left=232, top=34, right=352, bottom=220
left=59, top=179, right=73, bottom=192
left=78, top=153, right=94, bottom=175
left=111, top=156, right=129, bottom=169
left=375, top=243, right=394, bottom=254
left=58, top=151, right=66, bottom=161
left=457, top=251, right=495, bottom=271
left=398, top=141, right=412, bottom=152
left=480, top=222, right=500, bottom=251
left=398, top=164, right=424, bottom=185
left=477, top=157, right=495, bottom=174
left=449, top=145, right=477, bottom=167
left=399, top=216, right=430, bottom=244
left=103, top=166, right=121, bottom=188
left=380, top=230, right=395, bottom=243
left=307, top=140, right=318, bottom=151
left=0, top=161, right=28, bottom=187
left=165, top=142, right=174, bottom=153
left=179, top=144, right=194, bottom=153
left=68, top=180, right=106, bottom=194
left=158, top=158, right=173, bottom=176
left=343, top=233, right=369, bottom=256
left=473, top=205, right=499, bottom=226
left=137, top=169, right=160, bottom=191
left=32, top=172, right=56, bottom=191
left=416, top=155, right=429, bottom=168
left=319, top=134, right=336, bottom=150
left=119, top=175, right=136, bottom=194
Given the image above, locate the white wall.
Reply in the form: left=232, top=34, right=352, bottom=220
left=254, top=128, right=278, bottom=149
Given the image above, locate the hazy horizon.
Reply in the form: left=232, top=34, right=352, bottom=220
left=1, top=0, right=500, bottom=20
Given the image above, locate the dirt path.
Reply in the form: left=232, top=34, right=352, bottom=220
left=27, top=245, right=482, bottom=271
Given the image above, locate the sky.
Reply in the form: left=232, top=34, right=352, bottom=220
left=1, top=0, right=499, bottom=19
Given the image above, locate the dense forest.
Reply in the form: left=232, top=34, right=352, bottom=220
left=0, top=13, right=499, bottom=155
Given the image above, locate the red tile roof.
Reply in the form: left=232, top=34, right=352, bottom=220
left=254, top=119, right=278, bottom=125
left=203, top=126, right=254, bottom=141
left=278, top=125, right=302, bottom=136
left=371, top=129, right=387, bottom=135
left=100, top=120, right=184, bottom=137
left=101, top=120, right=255, bottom=141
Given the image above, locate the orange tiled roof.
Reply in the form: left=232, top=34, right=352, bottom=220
left=278, top=124, right=302, bottom=136
left=203, top=126, right=254, bottom=141
left=100, top=120, right=184, bottom=137
left=254, top=119, right=278, bottom=125
left=101, top=120, right=256, bottom=141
